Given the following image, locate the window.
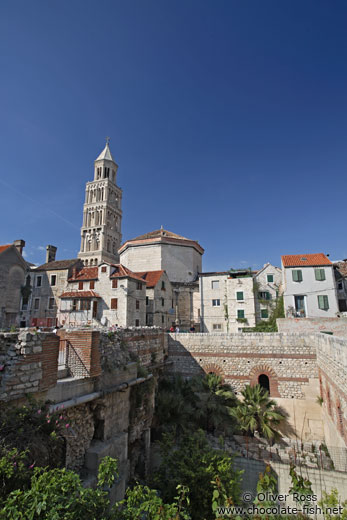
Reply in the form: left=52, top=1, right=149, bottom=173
left=236, top=291, right=244, bottom=301
left=48, top=298, right=55, bottom=310
left=80, top=300, right=91, bottom=311
left=338, top=282, right=343, bottom=291
left=212, top=299, right=220, bottom=306
left=50, top=275, right=56, bottom=286
left=267, top=274, right=274, bottom=283
left=161, top=281, right=165, bottom=290
left=112, top=279, right=118, bottom=289
left=161, top=298, right=164, bottom=307
left=21, top=297, right=29, bottom=310
left=292, top=270, right=303, bottom=282
left=72, top=299, right=77, bottom=311
left=137, top=282, right=142, bottom=290
left=162, top=315, right=165, bottom=324
left=213, top=324, right=222, bottom=330
left=34, top=298, right=40, bottom=310
left=101, top=266, right=107, bottom=273
left=237, top=309, right=245, bottom=319
left=211, top=280, right=220, bottom=290
left=259, top=291, right=271, bottom=300
left=315, top=268, right=326, bottom=281
left=136, top=300, right=140, bottom=309
left=78, top=282, right=84, bottom=290
left=135, top=319, right=140, bottom=327
left=90, top=281, right=95, bottom=289
left=111, top=298, right=118, bottom=310
left=318, top=295, right=329, bottom=310
left=36, top=276, right=42, bottom=287
left=261, top=308, right=269, bottom=319
left=146, top=296, right=149, bottom=306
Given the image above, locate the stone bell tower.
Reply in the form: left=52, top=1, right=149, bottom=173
left=78, top=139, right=122, bottom=266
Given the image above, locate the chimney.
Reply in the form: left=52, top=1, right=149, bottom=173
left=46, top=245, right=57, bottom=263
left=13, top=239, right=25, bottom=256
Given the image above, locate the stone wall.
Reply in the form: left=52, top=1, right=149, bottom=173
left=0, top=331, right=59, bottom=400
left=277, top=317, right=347, bottom=337
left=167, top=333, right=318, bottom=399
left=316, top=334, right=347, bottom=449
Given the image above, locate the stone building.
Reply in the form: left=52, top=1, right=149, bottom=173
left=136, top=270, right=174, bottom=328
left=0, top=240, right=27, bottom=328
left=198, top=264, right=281, bottom=333
left=282, top=253, right=339, bottom=318
left=26, top=246, right=82, bottom=328
left=58, top=262, right=146, bottom=328
left=78, top=140, right=122, bottom=266
left=119, top=228, right=204, bottom=329
left=333, top=260, right=347, bottom=312
left=253, top=263, right=282, bottom=321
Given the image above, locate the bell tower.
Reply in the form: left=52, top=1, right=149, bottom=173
left=78, top=139, right=122, bottom=266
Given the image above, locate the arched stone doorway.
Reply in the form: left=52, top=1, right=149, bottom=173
left=258, top=374, right=270, bottom=392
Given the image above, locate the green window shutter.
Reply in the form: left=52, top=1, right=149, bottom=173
left=267, top=274, right=274, bottom=283
left=315, top=269, right=326, bottom=281
left=261, top=309, right=268, bottom=318
left=236, top=292, right=244, bottom=300
left=293, top=270, right=303, bottom=282
left=237, top=309, right=245, bottom=319
left=318, top=295, right=329, bottom=310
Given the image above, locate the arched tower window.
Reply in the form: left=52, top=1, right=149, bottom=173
left=258, top=374, right=270, bottom=393
left=85, top=259, right=88, bottom=266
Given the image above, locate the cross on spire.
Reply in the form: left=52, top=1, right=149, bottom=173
left=106, top=136, right=110, bottom=145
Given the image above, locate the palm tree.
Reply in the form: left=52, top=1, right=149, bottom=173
left=190, top=373, right=238, bottom=434
left=230, top=384, right=285, bottom=443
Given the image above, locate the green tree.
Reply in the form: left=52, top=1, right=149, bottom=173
left=230, top=384, right=285, bottom=442
left=190, top=373, right=238, bottom=434
left=151, top=430, right=243, bottom=520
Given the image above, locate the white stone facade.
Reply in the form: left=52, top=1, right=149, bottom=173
left=282, top=256, right=339, bottom=318
left=78, top=142, right=122, bottom=266
left=198, top=265, right=282, bottom=333
left=58, top=263, right=146, bottom=328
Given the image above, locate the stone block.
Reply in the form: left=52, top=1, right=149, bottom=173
left=85, top=433, right=128, bottom=472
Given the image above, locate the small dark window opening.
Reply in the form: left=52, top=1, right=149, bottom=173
left=258, top=374, right=270, bottom=393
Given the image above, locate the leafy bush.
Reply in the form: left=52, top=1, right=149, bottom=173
left=151, top=430, right=242, bottom=520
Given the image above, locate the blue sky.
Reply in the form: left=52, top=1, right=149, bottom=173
left=0, top=0, right=346, bottom=271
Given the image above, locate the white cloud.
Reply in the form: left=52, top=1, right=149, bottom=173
left=22, top=251, right=28, bottom=258
left=37, top=246, right=45, bottom=251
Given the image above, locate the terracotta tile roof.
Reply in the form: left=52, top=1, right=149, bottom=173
left=119, top=228, right=204, bottom=255
left=69, top=266, right=98, bottom=281
left=36, top=259, right=80, bottom=271
left=110, top=264, right=145, bottom=282
left=136, top=270, right=165, bottom=288
left=281, top=253, right=332, bottom=267
left=0, top=244, right=12, bottom=255
left=60, top=290, right=101, bottom=299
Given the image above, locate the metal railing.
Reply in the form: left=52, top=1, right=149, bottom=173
left=58, top=340, right=90, bottom=379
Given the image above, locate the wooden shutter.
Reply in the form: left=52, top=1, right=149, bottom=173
left=112, top=279, right=118, bottom=288
left=111, top=298, right=118, bottom=309
left=90, top=281, right=95, bottom=289
left=236, top=292, right=243, bottom=300
left=78, top=281, right=83, bottom=290
left=237, top=309, right=245, bottom=318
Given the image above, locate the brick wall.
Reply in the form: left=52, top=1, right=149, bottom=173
left=59, top=330, right=101, bottom=378
left=167, top=333, right=318, bottom=399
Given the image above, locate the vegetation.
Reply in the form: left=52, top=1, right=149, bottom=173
left=244, top=295, right=284, bottom=333
left=151, top=430, right=243, bottom=520
left=230, top=384, right=286, bottom=442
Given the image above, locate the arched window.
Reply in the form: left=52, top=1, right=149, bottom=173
left=107, top=240, right=110, bottom=252
left=25, top=275, right=31, bottom=287
left=85, top=260, right=88, bottom=266
left=258, top=374, right=270, bottom=393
